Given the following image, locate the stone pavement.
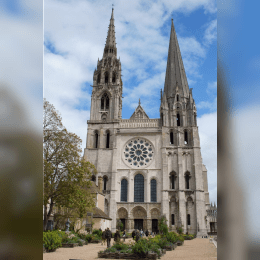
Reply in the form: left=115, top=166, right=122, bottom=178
left=43, top=238, right=217, bottom=260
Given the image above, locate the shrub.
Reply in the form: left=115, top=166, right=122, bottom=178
left=105, top=247, right=117, bottom=253
left=85, top=234, right=92, bottom=242
left=43, top=231, right=62, bottom=251
left=177, top=226, right=183, bottom=234
left=132, top=238, right=161, bottom=258
left=158, top=216, right=168, bottom=235
left=92, top=229, right=102, bottom=237
left=151, top=235, right=168, bottom=249
left=113, top=241, right=129, bottom=251
left=166, top=232, right=178, bottom=244
left=177, top=234, right=185, bottom=242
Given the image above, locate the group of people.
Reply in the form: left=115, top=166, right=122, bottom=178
left=131, top=229, right=154, bottom=241
left=101, top=228, right=125, bottom=248
left=100, top=228, right=157, bottom=248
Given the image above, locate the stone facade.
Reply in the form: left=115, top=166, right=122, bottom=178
left=83, top=9, right=210, bottom=237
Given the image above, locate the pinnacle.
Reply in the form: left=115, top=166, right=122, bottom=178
left=163, top=19, right=190, bottom=100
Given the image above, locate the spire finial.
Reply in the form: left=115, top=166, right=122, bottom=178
left=139, top=98, right=141, bottom=105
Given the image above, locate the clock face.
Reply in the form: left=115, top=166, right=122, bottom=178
left=122, top=138, right=154, bottom=168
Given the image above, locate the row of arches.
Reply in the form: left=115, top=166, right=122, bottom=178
left=97, top=71, right=117, bottom=84
left=170, top=214, right=191, bottom=226
left=169, top=129, right=192, bottom=145
left=170, top=171, right=191, bottom=190
left=161, top=112, right=197, bottom=127
left=94, top=130, right=111, bottom=149
left=120, top=174, right=157, bottom=203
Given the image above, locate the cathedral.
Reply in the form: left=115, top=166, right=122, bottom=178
left=83, top=9, right=210, bottom=237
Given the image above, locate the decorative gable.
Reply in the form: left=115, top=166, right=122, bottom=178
left=130, top=100, right=149, bottom=120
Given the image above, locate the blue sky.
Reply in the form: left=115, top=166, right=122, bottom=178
left=43, top=0, right=217, bottom=204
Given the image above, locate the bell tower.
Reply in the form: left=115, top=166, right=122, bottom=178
left=90, top=8, right=123, bottom=122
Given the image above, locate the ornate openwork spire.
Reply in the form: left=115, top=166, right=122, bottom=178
left=164, top=19, right=189, bottom=99
left=103, top=8, right=117, bottom=57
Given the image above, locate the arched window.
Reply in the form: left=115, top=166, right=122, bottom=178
left=106, top=130, right=110, bottom=148
left=171, top=214, right=175, bottom=225
left=134, top=174, right=144, bottom=202
left=171, top=174, right=175, bottom=189
left=112, top=72, right=116, bottom=83
left=121, top=179, right=128, bottom=202
left=161, top=113, right=164, bottom=126
left=194, top=113, right=197, bottom=125
left=185, top=172, right=190, bottom=189
left=97, top=73, right=101, bottom=84
left=187, top=214, right=191, bottom=226
left=170, top=131, right=174, bottom=144
left=177, top=114, right=181, bottom=126
left=91, top=175, right=96, bottom=182
left=103, top=176, right=108, bottom=191
left=151, top=179, right=157, bottom=202
left=94, top=131, right=98, bottom=148
left=104, top=72, right=109, bottom=84
left=177, top=94, right=179, bottom=101
left=101, top=93, right=109, bottom=111
left=184, top=130, right=188, bottom=144
left=104, top=199, right=109, bottom=215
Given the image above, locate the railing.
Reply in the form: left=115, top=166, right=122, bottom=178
left=119, top=119, right=160, bottom=128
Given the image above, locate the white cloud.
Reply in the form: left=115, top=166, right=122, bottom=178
left=0, top=3, right=43, bottom=132
left=232, top=105, right=260, bottom=240
left=197, top=112, right=217, bottom=203
left=197, top=97, right=217, bottom=111
left=204, top=19, right=217, bottom=46
left=44, top=0, right=216, bottom=152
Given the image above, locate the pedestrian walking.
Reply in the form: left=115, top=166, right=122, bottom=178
left=101, top=229, right=106, bottom=245
left=106, top=227, right=112, bottom=248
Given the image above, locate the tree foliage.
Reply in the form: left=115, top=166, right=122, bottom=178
left=43, top=99, right=96, bottom=231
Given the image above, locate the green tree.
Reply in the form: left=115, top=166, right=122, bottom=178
left=43, top=99, right=96, bottom=231
left=158, top=215, right=168, bottom=235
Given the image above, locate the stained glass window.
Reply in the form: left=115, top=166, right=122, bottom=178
left=134, top=174, right=144, bottom=202
left=123, top=138, right=153, bottom=168
left=151, top=179, right=157, bottom=202
left=121, top=179, right=128, bottom=202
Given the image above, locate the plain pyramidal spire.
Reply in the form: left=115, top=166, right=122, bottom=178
left=163, top=18, right=190, bottom=99
left=103, top=8, right=117, bottom=57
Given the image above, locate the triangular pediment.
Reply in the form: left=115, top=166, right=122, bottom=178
left=130, top=104, right=149, bottom=120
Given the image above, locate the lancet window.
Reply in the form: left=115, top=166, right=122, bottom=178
left=150, top=179, right=157, bottom=202
left=121, top=179, right=128, bottom=202
left=134, top=174, right=144, bottom=202
left=101, top=93, right=109, bottom=111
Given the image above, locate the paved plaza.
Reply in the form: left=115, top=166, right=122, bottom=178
left=43, top=238, right=217, bottom=260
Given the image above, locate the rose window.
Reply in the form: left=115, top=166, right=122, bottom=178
left=123, top=138, right=154, bottom=168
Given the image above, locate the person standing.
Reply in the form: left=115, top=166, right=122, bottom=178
left=114, top=229, right=120, bottom=243
left=140, top=229, right=143, bottom=238
left=132, top=229, right=136, bottom=241
left=106, top=227, right=112, bottom=248
left=145, top=230, right=149, bottom=237
left=123, top=230, right=126, bottom=242
left=135, top=230, right=140, bottom=242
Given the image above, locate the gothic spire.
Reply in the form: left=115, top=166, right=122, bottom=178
left=164, top=19, right=189, bottom=99
left=103, top=8, right=117, bottom=57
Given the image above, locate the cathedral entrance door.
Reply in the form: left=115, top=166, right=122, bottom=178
left=152, top=219, right=158, bottom=233
left=134, top=219, right=143, bottom=230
